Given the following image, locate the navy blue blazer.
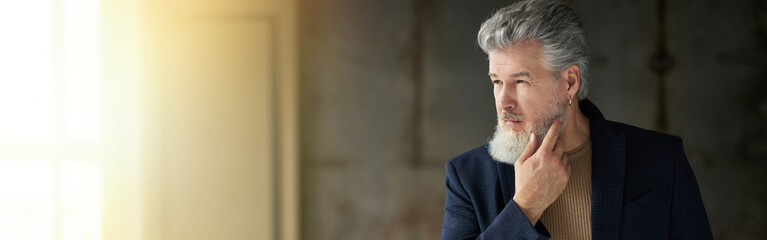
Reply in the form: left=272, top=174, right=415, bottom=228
left=441, top=99, right=712, bottom=240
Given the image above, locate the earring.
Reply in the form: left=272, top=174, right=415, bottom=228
left=568, top=97, right=572, bottom=105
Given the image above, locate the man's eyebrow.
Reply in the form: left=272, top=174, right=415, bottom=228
left=511, top=71, right=531, bottom=78
left=488, top=71, right=531, bottom=78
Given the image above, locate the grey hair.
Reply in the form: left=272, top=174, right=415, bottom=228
left=478, top=0, right=591, bottom=99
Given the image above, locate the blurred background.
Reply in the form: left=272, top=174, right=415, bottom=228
left=0, top=0, right=764, bottom=239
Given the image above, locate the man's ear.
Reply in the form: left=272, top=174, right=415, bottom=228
left=563, top=64, right=580, bottom=98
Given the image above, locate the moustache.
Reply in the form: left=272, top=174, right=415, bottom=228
left=499, top=110, right=524, bottom=121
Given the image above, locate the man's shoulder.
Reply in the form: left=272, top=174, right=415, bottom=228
left=445, top=144, right=505, bottom=196
left=446, top=144, right=499, bottom=174
left=604, top=120, right=686, bottom=173
left=583, top=99, right=682, bottom=148
left=606, top=120, right=683, bottom=148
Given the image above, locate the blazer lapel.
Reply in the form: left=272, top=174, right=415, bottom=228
left=582, top=99, right=626, bottom=240
left=591, top=131, right=625, bottom=239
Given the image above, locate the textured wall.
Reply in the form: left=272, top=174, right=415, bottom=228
left=664, top=1, right=767, bottom=238
left=298, top=0, right=767, bottom=239
left=298, top=1, right=491, bottom=239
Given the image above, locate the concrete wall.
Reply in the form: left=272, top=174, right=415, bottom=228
left=298, top=0, right=767, bottom=239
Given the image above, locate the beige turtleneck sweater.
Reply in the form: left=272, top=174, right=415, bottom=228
left=539, top=139, right=593, bottom=239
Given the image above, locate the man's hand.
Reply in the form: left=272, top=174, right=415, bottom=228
left=512, top=117, right=572, bottom=225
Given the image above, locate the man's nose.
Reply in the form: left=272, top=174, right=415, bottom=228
left=497, top=84, right=517, bottom=111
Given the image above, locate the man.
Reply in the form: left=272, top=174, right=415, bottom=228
left=440, top=0, right=712, bottom=239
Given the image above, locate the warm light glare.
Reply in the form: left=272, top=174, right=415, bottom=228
left=60, top=161, right=102, bottom=240
left=0, top=161, right=56, bottom=240
left=0, top=0, right=103, bottom=239
left=0, top=0, right=55, bottom=144
left=63, top=0, right=101, bottom=142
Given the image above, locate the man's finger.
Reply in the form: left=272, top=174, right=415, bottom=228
left=516, top=132, right=538, bottom=164
left=540, top=117, right=563, bottom=151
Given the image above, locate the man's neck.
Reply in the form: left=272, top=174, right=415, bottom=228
left=562, top=101, right=590, bottom=152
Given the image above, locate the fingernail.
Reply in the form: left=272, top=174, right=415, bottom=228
left=529, top=133, right=534, bottom=142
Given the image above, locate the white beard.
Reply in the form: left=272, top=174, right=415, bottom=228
left=487, top=123, right=532, bottom=165
left=488, top=99, right=567, bottom=165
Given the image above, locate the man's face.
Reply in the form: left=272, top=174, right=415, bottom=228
left=487, top=39, right=567, bottom=163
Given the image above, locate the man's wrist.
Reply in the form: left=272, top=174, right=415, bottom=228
left=513, top=196, right=542, bottom=225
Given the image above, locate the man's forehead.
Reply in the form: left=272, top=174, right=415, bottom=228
left=489, top=43, right=543, bottom=62
left=488, top=53, right=537, bottom=77
left=488, top=40, right=545, bottom=76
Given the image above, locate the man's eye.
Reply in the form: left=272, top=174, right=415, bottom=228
left=515, top=79, right=528, bottom=84
left=492, top=80, right=502, bottom=85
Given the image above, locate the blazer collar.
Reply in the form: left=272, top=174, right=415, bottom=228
left=496, top=99, right=626, bottom=239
